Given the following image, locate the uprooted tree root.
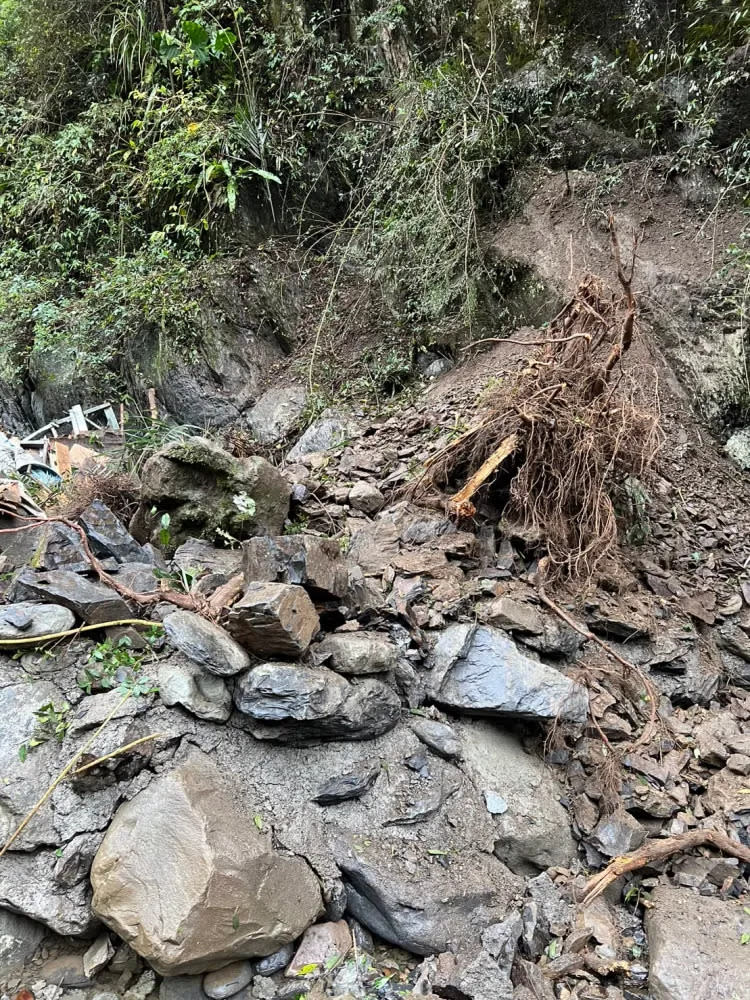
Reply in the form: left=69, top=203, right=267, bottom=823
left=412, top=219, right=662, bottom=583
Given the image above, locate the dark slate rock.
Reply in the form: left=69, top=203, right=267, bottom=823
left=226, top=582, right=320, bottom=658
left=80, top=500, right=147, bottom=563
left=0, top=520, right=90, bottom=572
left=312, top=762, right=381, bottom=804
left=589, top=809, right=646, bottom=858
left=163, top=610, right=251, bottom=676
left=255, top=942, right=295, bottom=977
left=431, top=624, right=588, bottom=723
left=10, top=568, right=131, bottom=624
left=409, top=718, right=462, bottom=760
left=233, top=662, right=401, bottom=743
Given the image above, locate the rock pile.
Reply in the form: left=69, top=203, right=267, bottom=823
left=0, top=425, right=748, bottom=1000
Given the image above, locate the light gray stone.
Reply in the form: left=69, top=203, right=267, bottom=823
left=83, top=933, right=115, bottom=977
left=348, top=481, right=384, bottom=515
left=0, top=601, right=75, bottom=642
left=456, top=719, right=578, bottom=874
left=0, top=907, right=46, bottom=970
left=248, top=385, right=307, bottom=445
left=646, top=884, right=750, bottom=1000
left=164, top=610, right=251, bottom=677
left=157, top=653, right=232, bottom=721
left=316, top=631, right=398, bottom=675
left=91, top=754, right=323, bottom=975
left=286, top=409, right=356, bottom=462
left=410, top=718, right=463, bottom=760
left=203, top=960, right=254, bottom=998
left=160, top=975, right=205, bottom=1000
left=432, top=624, right=588, bottom=723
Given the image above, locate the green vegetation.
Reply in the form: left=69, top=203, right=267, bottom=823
left=18, top=700, right=70, bottom=760
left=0, top=0, right=748, bottom=402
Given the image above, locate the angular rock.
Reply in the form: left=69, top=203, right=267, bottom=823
left=0, top=844, right=98, bottom=936
left=348, top=481, right=385, bottom=515
left=226, top=582, right=320, bottom=657
left=456, top=719, right=578, bottom=874
left=312, top=762, right=381, bottom=804
left=158, top=653, right=233, bottom=722
left=481, top=597, right=543, bottom=634
left=248, top=385, right=307, bottom=445
left=0, top=519, right=91, bottom=572
left=203, top=960, right=254, bottom=999
left=0, top=601, right=75, bottom=642
left=83, top=933, right=115, bottom=977
left=10, top=568, right=131, bottom=624
left=0, top=907, right=46, bottom=970
left=234, top=662, right=401, bottom=743
left=287, top=409, right=356, bottom=462
left=410, top=718, right=463, bottom=760
left=134, top=437, right=291, bottom=548
left=164, top=610, right=251, bottom=677
left=112, top=561, right=160, bottom=594
left=432, top=624, right=588, bottom=723
left=589, top=809, right=646, bottom=858
left=242, top=535, right=347, bottom=600
left=316, top=631, right=399, bottom=675
left=286, top=920, right=352, bottom=977
left=646, top=885, right=750, bottom=1000
left=430, top=948, right=513, bottom=1000
left=91, top=755, right=323, bottom=975
left=174, top=538, right=243, bottom=581
left=80, top=501, right=146, bottom=563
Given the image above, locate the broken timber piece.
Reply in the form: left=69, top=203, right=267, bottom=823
left=448, top=432, right=518, bottom=519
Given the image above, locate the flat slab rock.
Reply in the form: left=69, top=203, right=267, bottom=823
left=431, top=624, right=588, bottom=723
left=91, top=754, right=323, bottom=975
left=10, top=568, right=131, bottom=624
left=646, top=884, right=750, bottom=1000
left=0, top=601, right=75, bottom=641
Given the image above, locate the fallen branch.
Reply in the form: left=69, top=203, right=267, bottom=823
left=0, top=618, right=160, bottom=648
left=580, top=829, right=750, bottom=906
left=0, top=516, right=207, bottom=616
left=449, top=433, right=518, bottom=518
left=462, top=332, right=591, bottom=353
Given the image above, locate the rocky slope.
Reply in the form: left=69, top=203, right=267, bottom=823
left=2, top=257, right=750, bottom=1000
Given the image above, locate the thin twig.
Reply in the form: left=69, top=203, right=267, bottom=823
left=0, top=692, right=132, bottom=857
left=70, top=733, right=164, bottom=776
left=462, top=332, right=591, bottom=353
left=0, top=618, right=159, bottom=647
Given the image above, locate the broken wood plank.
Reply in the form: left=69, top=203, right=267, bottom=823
left=448, top=432, right=518, bottom=518
left=54, top=440, right=72, bottom=477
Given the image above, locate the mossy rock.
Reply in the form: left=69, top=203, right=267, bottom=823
left=133, top=436, right=291, bottom=550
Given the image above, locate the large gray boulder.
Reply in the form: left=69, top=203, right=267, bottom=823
left=91, top=755, right=323, bottom=975
left=646, top=884, right=750, bottom=1000
left=233, top=662, right=401, bottom=743
left=431, top=624, right=588, bottom=723
left=456, top=719, right=578, bottom=874
left=286, top=409, right=357, bottom=462
left=132, top=437, right=291, bottom=549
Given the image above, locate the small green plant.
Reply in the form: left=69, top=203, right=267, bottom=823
left=78, top=636, right=144, bottom=695
left=232, top=492, right=256, bottom=520
left=284, top=515, right=309, bottom=535
left=159, top=512, right=171, bottom=549
left=19, top=701, right=71, bottom=760
left=152, top=564, right=201, bottom=593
